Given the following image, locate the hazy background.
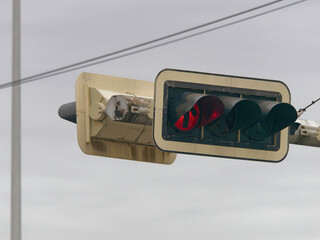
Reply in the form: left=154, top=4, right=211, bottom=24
left=1, top=0, right=320, bottom=239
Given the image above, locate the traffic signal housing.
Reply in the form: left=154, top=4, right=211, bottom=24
left=153, top=69, right=297, bottom=162
left=71, top=72, right=176, bottom=164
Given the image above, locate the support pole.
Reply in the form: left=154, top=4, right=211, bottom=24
left=11, top=0, right=21, bottom=239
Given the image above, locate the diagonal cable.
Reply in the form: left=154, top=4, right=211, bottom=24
left=0, top=0, right=307, bottom=89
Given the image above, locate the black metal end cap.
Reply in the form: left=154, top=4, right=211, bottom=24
left=58, top=101, right=77, bottom=124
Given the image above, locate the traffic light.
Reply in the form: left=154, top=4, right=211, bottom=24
left=153, top=69, right=297, bottom=162
left=59, top=72, right=176, bottom=164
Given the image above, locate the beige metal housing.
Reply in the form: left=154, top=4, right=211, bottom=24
left=76, top=72, right=176, bottom=164
left=290, top=119, right=320, bottom=147
left=153, top=69, right=292, bottom=162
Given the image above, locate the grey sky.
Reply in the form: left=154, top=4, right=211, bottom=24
left=1, top=0, right=320, bottom=239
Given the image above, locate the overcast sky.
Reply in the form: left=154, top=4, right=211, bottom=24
left=1, top=0, right=320, bottom=239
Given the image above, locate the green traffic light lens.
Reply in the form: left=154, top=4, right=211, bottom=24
left=246, top=113, right=274, bottom=140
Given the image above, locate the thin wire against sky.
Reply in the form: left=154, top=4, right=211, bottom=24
left=0, top=0, right=307, bottom=90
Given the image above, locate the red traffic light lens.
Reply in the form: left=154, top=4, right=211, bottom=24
left=197, top=97, right=224, bottom=127
left=174, top=103, right=200, bottom=131
left=174, top=96, right=224, bottom=131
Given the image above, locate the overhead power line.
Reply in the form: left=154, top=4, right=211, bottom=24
left=298, top=97, right=320, bottom=117
left=0, top=0, right=307, bottom=90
